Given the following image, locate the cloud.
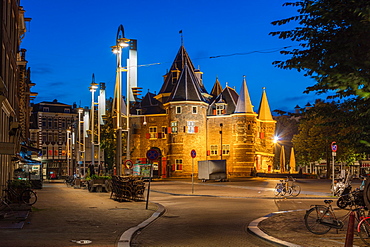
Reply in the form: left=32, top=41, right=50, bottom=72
left=30, top=66, right=53, bottom=75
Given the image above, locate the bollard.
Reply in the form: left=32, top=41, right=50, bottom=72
left=344, top=211, right=355, bottom=247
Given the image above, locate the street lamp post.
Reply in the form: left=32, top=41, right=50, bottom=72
left=112, top=24, right=130, bottom=176
left=220, top=123, right=223, bottom=160
left=78, top=108, right=83, bottom=177
left=66, top=128, right=71, bottom=176
left=90, top=78, right=98, bottom=172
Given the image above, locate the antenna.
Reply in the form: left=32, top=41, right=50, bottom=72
left=179, top=30, right=183, bottom=46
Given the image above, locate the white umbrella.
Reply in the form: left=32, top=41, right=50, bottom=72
left=280, top=145, right=285, bottom=172
left=289, top=147, right=296, bottom=173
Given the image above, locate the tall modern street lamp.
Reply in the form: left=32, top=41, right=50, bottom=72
left=78, top=108, right=84, bottom=177
left=112, top=24, right=130, bottom=176
left=90, top=76, right=98, bottom=172
left=66, top=128, right=71, bottom=176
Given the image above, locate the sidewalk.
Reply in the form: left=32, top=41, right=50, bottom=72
left=0, top=181, right=158, bottom=247
left=253, top=208, right=366, bottom=247
left=0, top=178, right=365, bottom=247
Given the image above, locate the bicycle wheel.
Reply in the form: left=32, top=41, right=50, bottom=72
left=274, top=185, right=281, bottom=196
left=274, top=184, right=285, bottom=196
left=290, top=185, right=301, bottom=196
left=21, top=190, right=37, bottom=205
left=359, top=217, right=370, bottom=246
left=304, top=206, right=333, bottom=234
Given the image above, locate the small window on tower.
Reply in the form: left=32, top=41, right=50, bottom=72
left=192, top=106, right=197, bottom=114
left=176, top=106, right=182, bottom=114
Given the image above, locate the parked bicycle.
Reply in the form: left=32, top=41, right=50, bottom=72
left=304, top=199, right=370, bottom=245
left=2, top=182, right=37, bottom=205
left=357, top=214, right=370, bottom=245
left=273, top=176, right=301, bottom=197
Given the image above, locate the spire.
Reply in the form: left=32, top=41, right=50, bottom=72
left=210, top=77, right=223, bottom=97
left=258, top=87, right=273, bottom=121
left=235, top=76, right=254, bottom=113
left=168, top=63, right=206, bottom=102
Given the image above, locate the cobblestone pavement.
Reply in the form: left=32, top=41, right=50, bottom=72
left=0, top=181, right=156, bottom=247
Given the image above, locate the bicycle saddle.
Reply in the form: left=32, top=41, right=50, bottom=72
left=324, top=200, right=333, bottom=204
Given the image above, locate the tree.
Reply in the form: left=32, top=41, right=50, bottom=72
left=270, top=0, right=370, bottom=98
left=292, top=99, right=370, bottom=174
left=100, top=98, right=117, bottom=171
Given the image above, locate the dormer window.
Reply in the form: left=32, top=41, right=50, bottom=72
left=171, top=69, right=180, bottom=84
left=43, top=107, right=49, bottom=112
left=64, top=108, right=70, bottom=113
left=216, top=103, right=226, bottom=115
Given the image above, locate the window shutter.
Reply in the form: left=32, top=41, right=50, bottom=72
left=194, top=126, right=199, bottom=133
left=167, top=127, right=172, bottom=133
left=260, top=132, right=265, bottom=139
left=158, top=133, right=162, bottom=138
left=179, top=164, right=183, bottom=170
left=183, top=126, right=186, bottom=132
left=213, top=109, right=216, bottom=115
left=171, top=164, right=176, bottom=171
left=146, top=133, right=150, bottom=139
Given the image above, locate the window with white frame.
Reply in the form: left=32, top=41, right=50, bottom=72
left=216, top=104, right=225, bottom=115
left=210, top=145, right=218, bottom=155
left=175, top=159, right=183, bottom=171
left=222, top=144, right=230, bottom=155
left=176, top=106, right=182, bottom=114
left=192, top=106, right=197, bottom=114
left=187, top=121, right=195, bottom=133
left=171, top=121, right=178, bottom=134
left=149, top=126, right=157, bottom=139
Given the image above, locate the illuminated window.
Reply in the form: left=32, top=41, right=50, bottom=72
left=210, top=145, right=218, bottom=156
left=187, top=121, right=195, bottom=133
left=171, top=121, right=178, bottom=134
left=149, top=126, right=157, bottom=139
left=216, top=104, right=225, bottom=115
left=222, top=144, right=230, bottom=155
left=175, top=159, right=183, bottom=171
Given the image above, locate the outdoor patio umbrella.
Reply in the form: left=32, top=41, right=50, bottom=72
left=289, top=147, right=296, bottom=173
left=280, top=145, right=285, bottom=172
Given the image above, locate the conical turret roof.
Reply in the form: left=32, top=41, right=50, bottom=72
left=235, top=76, right=254, bottom=113
left=168, top=62, right=208, bottom=102
left=210, top=77, right=223, bottom=98
left=258, top=87, right=273, bottom=121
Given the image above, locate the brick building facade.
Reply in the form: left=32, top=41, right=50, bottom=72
left=128, top=45, right=276, bottom=178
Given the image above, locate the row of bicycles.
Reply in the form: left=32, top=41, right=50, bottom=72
left=304, top=177, right=370, bottom=246
left=273, top=176, right=301, bottom=197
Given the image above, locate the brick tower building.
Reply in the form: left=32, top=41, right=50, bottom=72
left=129, top=45, right=275, bottom=178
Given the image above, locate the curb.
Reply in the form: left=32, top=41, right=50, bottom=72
left=117, top=202, right=166, bottom=247
left=248, top=210, right=304, bottom=247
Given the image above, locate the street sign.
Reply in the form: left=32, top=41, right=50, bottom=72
left=124, top=159, right=133, bottom=169
left=146, top=149, right=159, bottom=160
left=331, top=142, right=337, bottom=152
left=191, top=149, right=196, bottom=158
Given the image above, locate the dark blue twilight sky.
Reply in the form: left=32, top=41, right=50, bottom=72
left=21, top=0, right=330, bottom=113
